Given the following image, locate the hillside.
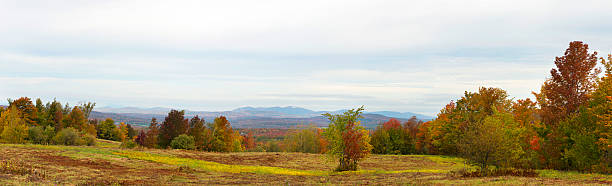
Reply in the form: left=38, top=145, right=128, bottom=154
left=1, top=142, right=609, bottom=185
left=90, top=111, right=410, bottom=128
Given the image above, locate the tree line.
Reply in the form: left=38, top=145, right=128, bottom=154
left=268, top=41, right=612, bottom=174
left=0, top=41, right=609, bottom=173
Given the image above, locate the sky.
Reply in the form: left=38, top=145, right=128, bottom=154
left=1, top=0, right=611, bottom=116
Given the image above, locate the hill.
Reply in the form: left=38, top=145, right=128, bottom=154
left=92, top=106, right=433, bottom=128
left=90, top=111, right=408, bottom=129
left=1, top=142, right=609, bottom=185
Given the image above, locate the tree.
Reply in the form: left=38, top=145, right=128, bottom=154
left=63, top=106, right=88, bottom=132
left=533, top=41, right=601, bottom=169
left=435, top=87, right=511, bottom=155
left=96, top=118, right=120, bottom=141
left=117, top=122, right=129, bottom=142
left=458, top=109, right=525, bottom=175
left=158, top=110, right=189, bottom=148
left=144, top=118, right=160, bottom=148
left=210, top=116, right=242, bottom=152
left=371, top=118, right=415, bottom=155
left=135, top=130, right=146, bottom=146
left=187, top=116, right=206, bottom=149
left=45, top=99, right=64, bottom=130
left=0, top=106, right=29, bottom=144
left=242, top=131, right=257, bottom=151
left=126, top=124, right=136, bottom=139
left=8, top=97, right=38, bottom=126
left=323, top=106, right=372, bottom=171
left=283, top=125, right=326, bottom=153
left=560, top=54, right=612, bottom=172
left=78, top=102, right=95, bottom=119
left=534, top=41, right=600, bottom=126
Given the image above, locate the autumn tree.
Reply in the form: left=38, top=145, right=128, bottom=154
left=242, top=131, right=257, bottom=151
left=0, top=106, right=29, bottom=144
left=560, top=54, right=612, bottom=172
left=158, top=110, right=189, bottom=148
left=415, top=121, right=436, bottom=154
left=135, top=130, right=146, bottom=146
left=117, top=122, right=129, bottom=142
left=8, top=97, right=38, bottom=126
left=144, top=118, right=160, bottom=148
left=187, top=116, right=206, bottom=149
left=323, top=106, right=372, bottom=171
left=210, top=116, right=243, bottom=152
left=533, top=41, right=601, bottom=169
left=371, top=118, right=415, bottom=154
left=535, top=41, right=600, bottom=126
left=63, top=106, right=89, bottom=133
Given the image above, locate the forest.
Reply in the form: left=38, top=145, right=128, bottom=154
left=0, top=41, right=611, bottom=183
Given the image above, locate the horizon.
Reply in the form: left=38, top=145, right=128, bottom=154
left=2, top=0, right=612, bottom=116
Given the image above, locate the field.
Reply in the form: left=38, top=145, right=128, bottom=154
left=0, top=140, right=611, bottom=185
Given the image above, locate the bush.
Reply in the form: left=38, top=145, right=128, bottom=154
left=170, top=134, right=195, bottom=150
left=28, top=126, right=46, bottom=144
left=52, top=127, right=85, bottom=146
left=120, top=140, right=137, bottom=149
left=83, top=134, right=97, bottom=146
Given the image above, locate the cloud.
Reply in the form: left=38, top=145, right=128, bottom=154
left=0, top=0, right=611, bottom=115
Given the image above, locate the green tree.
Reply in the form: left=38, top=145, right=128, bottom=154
left=458, top=108, right=525, bottom=175
left=52, top=127, right=84, bottom=146
left=284, top=125, right=326, bottom=153
left=126, top=124, right=136, bottom=139
left=323, top=106, right=372, bottom=171
left=78, top=102, right=95, bottom=119
left=170, top=134, right=195, bottom=150
left=96, top=118, right=120, bottom=141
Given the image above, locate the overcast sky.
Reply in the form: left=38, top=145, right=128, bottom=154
left=1, top=0, right=611, bottom=115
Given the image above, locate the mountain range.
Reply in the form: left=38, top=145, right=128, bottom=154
left=91, top=106, right=434, bottom=129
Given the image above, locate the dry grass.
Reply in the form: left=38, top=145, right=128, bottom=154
left=0, top=142, right=610, bottom=185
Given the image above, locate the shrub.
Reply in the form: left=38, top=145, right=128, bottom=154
left=28, top=126, right=45, bottom=144
left=120, top=140, right=137, bottom=149
left=83, top=134, right=97, bottom=146
left=42, top=126, right=55, bottom=145
left=170, top=134, right=195, bottom=150
left=52, top=127, right=85, bottom=146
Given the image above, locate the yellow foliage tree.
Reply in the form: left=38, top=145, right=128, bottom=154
left=0, top=106, right=29, bottom=144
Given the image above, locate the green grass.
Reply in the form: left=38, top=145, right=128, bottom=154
left=538, top=169, right=612, bottom=181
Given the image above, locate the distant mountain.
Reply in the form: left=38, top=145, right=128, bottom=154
left=368, top=111, right=434, bottom=121
left=91, top=106, right=434, bottom=128
left=233, top=106, right=318, bottom=116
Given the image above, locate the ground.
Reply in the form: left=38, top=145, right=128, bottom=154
left=0, top=140, right=611, bottom=185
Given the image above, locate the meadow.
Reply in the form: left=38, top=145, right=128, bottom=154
left=0, top=139, right=610, bottom=185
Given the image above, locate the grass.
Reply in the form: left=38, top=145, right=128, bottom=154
left=0, top=141, right=611, bottom=185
